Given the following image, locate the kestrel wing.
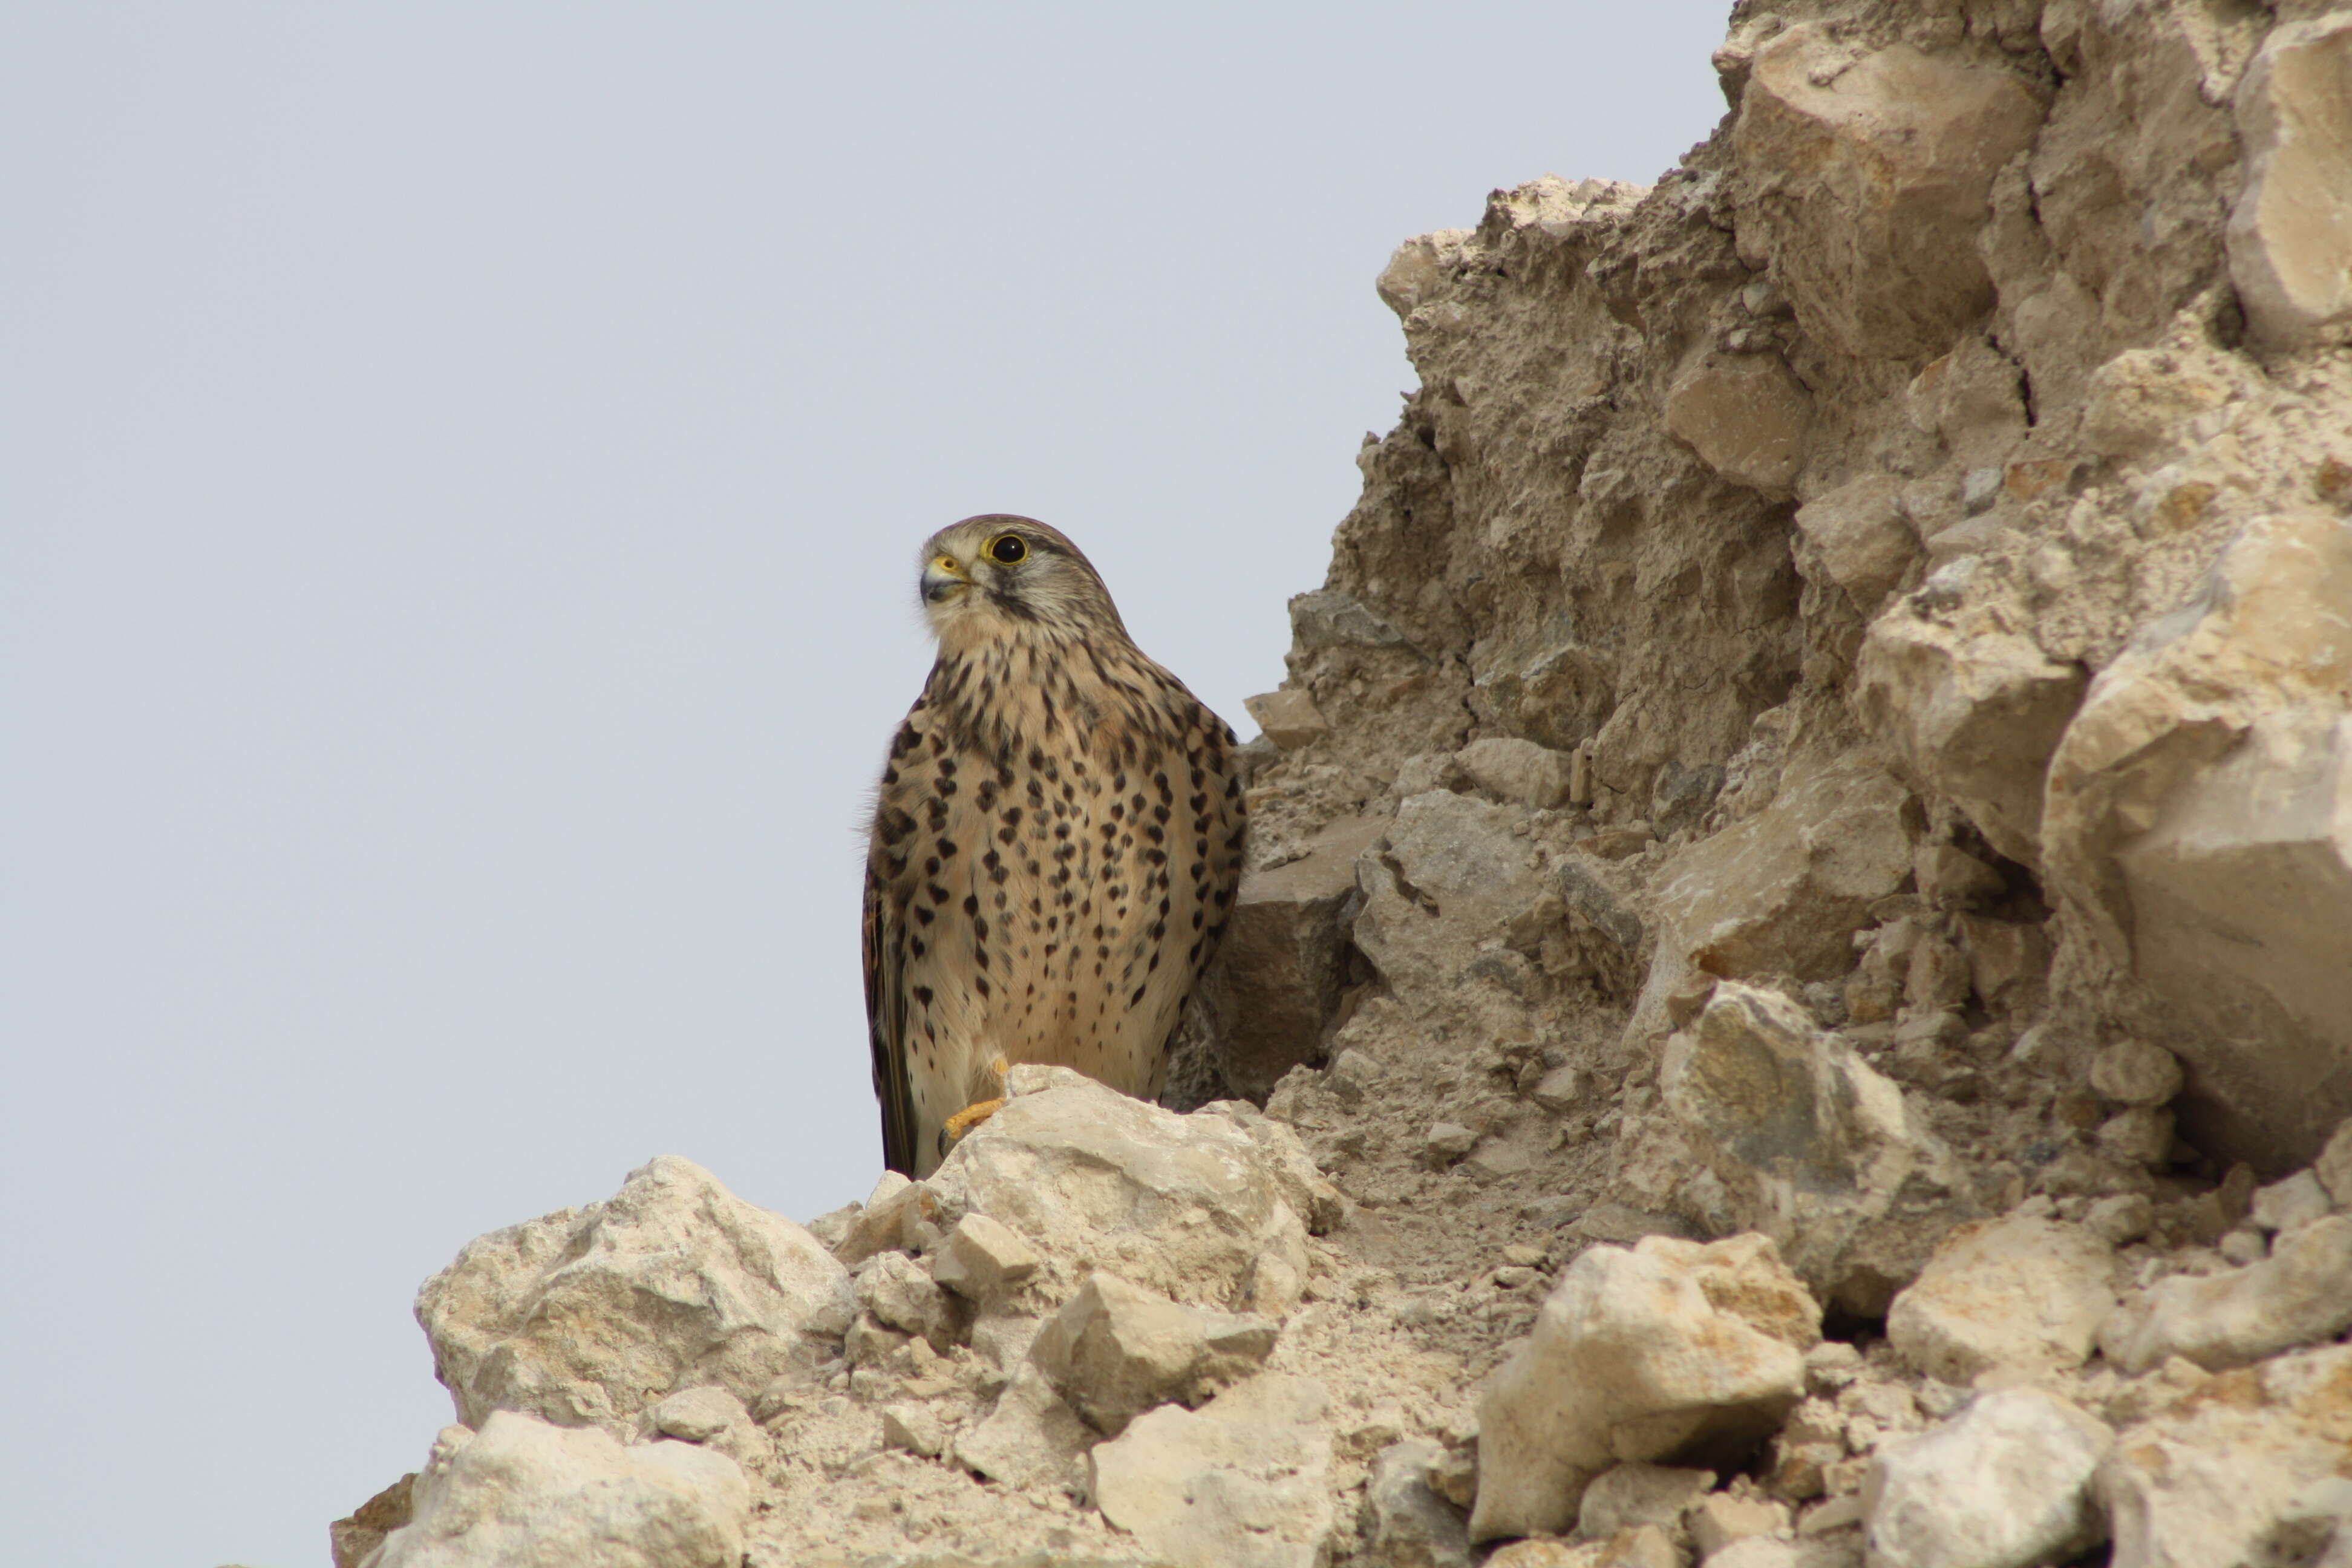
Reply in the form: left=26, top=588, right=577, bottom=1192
left=862, top=863, right=919, bottom=1177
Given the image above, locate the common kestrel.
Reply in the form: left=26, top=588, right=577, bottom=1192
left=863, top=515, right=1247, bottom=1177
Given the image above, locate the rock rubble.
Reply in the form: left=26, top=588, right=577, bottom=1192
left=339, top=2, right=2352, bottom=1563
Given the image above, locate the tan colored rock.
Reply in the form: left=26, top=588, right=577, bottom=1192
left=2089, top=1040, right=2184, bottom=1108
left=1691, top=1492, right=1791, bottom=1558
left=1794, top=476, right=1919, bottom=613
left=927, top=1211, right=1040, bottom=1303
left=2228, top=15, right=2352, bottom=349
left=1195, top=813, right=1385, bottom=1097
left=832, top=1170, right=943, bottom=1266
left=2098, top=1345, right=2352, bottom=1568
left=1662, top=983, right=1978, bottom=1315
left=1030, top=1271, right=1277, bottom=1436
left=414, top=1156, right=854, bottom=1434
left=1863, top=1390, right=2111, bottom=1568
left=1577, top=1463, right=1715, bottom=1540
left=1854, top=611, right=2085, bottom=871
left=1353, top=789, right=1548, bottom=999
left=1906, top=337, right=2030, bottom=471
left=1664, top=352, right=1813, bottom=498
left=1089, top=1374, right=1336, bottom=1568
left=1245, top=688, right=1331, bottom=751
left=2043, top=507, right=2352, bottom=1172
left=952, top=1359, right=1093, bottom=1492
left=1731, top=24, right=2045, bottom=359
left=1459, top=736, right=1577, bottom=808
left=1885, top=1216, right=2117, bottom=1383
left=1470, top=1233, right=1814, bottom=1541
left=369, top=1414, right=748, bottom=1568
left=2100, top=1214, right=2352, bottom=1373
left=878, top=1402, right=945, bottom=1459
left=2250, top=1169, right=2334, bottom=1236
left=1639, top=756, right=1914, bottom=1037
left=853, top=1250, right=959, bottom=1353
left=927, top=1068, right=1310, bottom=1315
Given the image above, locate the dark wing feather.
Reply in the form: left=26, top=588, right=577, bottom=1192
left=861, top=864, right=918, bottom=1176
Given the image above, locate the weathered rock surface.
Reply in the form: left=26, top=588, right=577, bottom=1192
left=1662, top=983, right=1977, bottom=1315
left=927, top=1067, right=1310, bottom=1315
left=1089, top=1374, right=1336, bottom=1568
left=1471, top=1234, right=1815, bottom=1541
left=366, top=1413, right=748, bottom=1568
left=1030, top=1271, right=1278, bottom=1436
left=1361, top=1439, right=1472, bottom=1568
left=2100, top=1214, right=2352, bottom=1374
left=414, top=1155, right=853, bottom=1432
left=1886, top=1215, right=2115, bottom=1383
left=2098, top=1345, right=2352, bottom=1568
left=1863, top=1390, right=2111, bottom=1568
left=2229, top=15, right=2352, bottom=349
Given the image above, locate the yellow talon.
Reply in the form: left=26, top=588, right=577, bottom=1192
left=937, top=1056, right=1014, bottom=1158
left=942, top=1096, right=1005, bottom=1145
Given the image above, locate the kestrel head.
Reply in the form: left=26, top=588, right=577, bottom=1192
left=918, top=515, right=1129, bottom=645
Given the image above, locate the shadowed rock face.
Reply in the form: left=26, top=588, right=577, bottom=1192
left=350, top=4, right=2352, bottom=1564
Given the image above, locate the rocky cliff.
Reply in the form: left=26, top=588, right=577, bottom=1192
left=335, top=3, right=2352, bottom=1565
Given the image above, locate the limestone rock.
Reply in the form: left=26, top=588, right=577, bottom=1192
left=368, top=1413, right=748, bottom=1568
left=647, top=1386, right=751, bottom=1446
left=2320, top=1120, right=2352, bottom=1207
left=928, top=1211, right=1042, bottom=1304
left=1793, top=476, right=1919, bottom=612
left=1664, top=352, right=1812, bottom=498
left=1863, top=1390, right=2111, bottom=1568
left=1731, top=24, right=2045, bottom=359
left=1459, top=737, right=1577, bottom=809
left=1353, top=789, right=1549, bottom=999
left=1662, top=983, right=1978, bottom=1315
left=1246, top=688, right=1331, bottom=751
left=2250, top=1169, right=2334, bottom=1236
left=2043, top=508, right=2352, bottom=1172
left=1030, top=1271, right=1278, bottom=1436
left=853, top=1251, right=959, bottom=1353
left=1853, top=612, right=2084, bottom=871
left=1886, top=1215, right=2117, bottom=1383
left=2100, top=1214, right=2352, bottom=1373
left=415, top=1156, right=854, bottom=1432
left=926, top=1069, right=1310, bottom=1315
left=2228, top=15, right=2352, bottom=349
left=1195, top=814, right=1384, bottom=1097
left=1640, top=756, right=1915, bottom=1032
left=1691, top=1492, right=1792, bottom=1558
left=1470, top=1233, right=1815, bottom=1541
left=952, top=1360, right=1094, bottom=1492
left=1361, top=1439, right=1472, bottom=1568
left=1578, top=1463, right=1715, bottom=1540
left=1196, top=1097, right=1344, bottom=1237
left=1089, top=1374, right=1336, bottom=1568
left=2089, top=1040, right=2184, bottom=1109
left=834, top=1171, right=942, bottom=1266
left=2098, top=1345, right=2352, bottom=1568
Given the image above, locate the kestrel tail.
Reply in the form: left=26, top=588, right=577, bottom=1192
left=862, top=514, right=1247, bottom=1177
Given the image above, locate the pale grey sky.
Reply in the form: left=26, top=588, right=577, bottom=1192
left=0, top=6, right=1727, bottom=1563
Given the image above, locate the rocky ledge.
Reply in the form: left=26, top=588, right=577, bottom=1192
left=338, top=1, right=2352, bottom=1564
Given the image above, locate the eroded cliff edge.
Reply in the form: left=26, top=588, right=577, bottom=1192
left=339, top=4, right=2352, bottom=1566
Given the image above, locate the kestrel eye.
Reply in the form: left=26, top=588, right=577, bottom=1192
left=987, top=535, right=1027, bottom=565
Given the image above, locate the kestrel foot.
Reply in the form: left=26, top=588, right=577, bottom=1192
left=935, top=1055, right=1013, bottom=1161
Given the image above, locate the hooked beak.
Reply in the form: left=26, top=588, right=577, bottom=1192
left=923, top=554, right=971, bottom=604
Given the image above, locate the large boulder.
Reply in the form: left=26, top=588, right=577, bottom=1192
left=1470, top=1233, right=1817, bottom=1542
left=2227, top=14, right=2352, bottom=349
left=415, top=1156, right=853, bottom=1432
left=926, top=1067, right=1312, bottom=1316
left=365, top=1412, right=748, bottom=1568
left=1731, top=23, right=2045, bottom=360
left=2043, top=508, right=2352, bottom=1172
